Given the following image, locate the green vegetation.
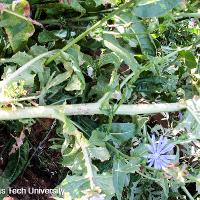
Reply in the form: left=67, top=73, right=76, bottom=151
left=0, top=0, right=199, bottom=199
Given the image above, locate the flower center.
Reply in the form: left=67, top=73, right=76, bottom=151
left=153, top=152, right=160, bottom=159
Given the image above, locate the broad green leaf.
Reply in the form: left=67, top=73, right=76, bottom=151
left=65, top=74, right=82, bottom=91
left=89, top=129, right=107, bottom=147
left=61, top=0, right=86, bottom=13
left=116, top=11, right=156, bottom=56
left=88, top=146, right=110, bottom=162
left=1, top=51, right=33, bottom=65
left=99, top=52, right=121, bottom=68
left=29, top=44, right=48, bottom=57
left=133, top=0, right=181, bottom=18
left=1, top=47, right=46, bottom=88
left=88, top=73, right=111, bottom=100
left=56, top=175, right=89, bottom=198
left=3, top=140, right=29, bottom=183
left=131, top=16, right=156, bottom=56
left=113, top=158, right=127, bottom=200
left=115, top=160, right=140, bottom=173
left=62, top=151, right=86, bottom=173
left=61, top=135, right=86, bottom=173
left=103, top=34, right=140, bottom=71
left=0, top=1, right=35, bottom=51
left=48, top=72, right=71, bottom=89
left=179, top=50, right=197, bottom=69
left=0, top=176, right=9, bottom=199
left=120, top=13, right=156, bottom=56
left=2, top=65, right=35, bottom=87
left=130, top=144, right=148, bottom=157
left=96, top=173, right=115, bottom=196
left=55, top=173, right=114, bottom=199
left=90, top=123, right=136, bottom=146
left=61, top=48, right=85, bottom=91
left=38, top=29, right=59, bottom=43
left=105, top=123, right=136, bottom=145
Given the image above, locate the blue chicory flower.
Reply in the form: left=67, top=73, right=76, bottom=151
left=147, top=135, right=176, bottom=169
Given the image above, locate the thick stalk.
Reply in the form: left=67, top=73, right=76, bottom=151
left=45, top=0, right=135, bottom=65
left=0, top=101, right=187, bottom=120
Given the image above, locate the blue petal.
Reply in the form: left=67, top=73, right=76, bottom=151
left=147, top=154, right=156, bottom=159
left=157, top=159, right=164, bottom=169
left=160, top=154, right=176, bottom=161
left=159, top=155, right=171, bottom=166
left=161, top=162, right=168, bottom=169
left=157, top=137, right=168, bottom=153
left=154, top=159, right=161, bottom=169
left=151, top=135, right=157, bottom=152
left=160, top=143, right=174, bottom=154
left=157, top=135, right=164, bottom=152
left=148, top=158, right=155, bottom=167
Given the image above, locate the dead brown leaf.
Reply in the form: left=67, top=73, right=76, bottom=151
left=9, top=129, right=26, bottom=155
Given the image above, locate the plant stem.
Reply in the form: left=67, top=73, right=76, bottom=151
left=45, top=0, right=135, bottom=65
left=0, top=50, right=58, bottom=90
left=0, top=95, right=39, bottom=104
left=0, top=101, right=187, bottom=120
left=137, top=171, right=160, bottom=182
left=106, top=142, right=132, bottom=160
left=181, top=185, right=195, bottom=200
left=4, top=9, right=43, bottom=27
left=175, top=12, right=200, bottom=19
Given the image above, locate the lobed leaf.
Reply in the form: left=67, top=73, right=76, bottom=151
left=133, top=0, right=182, bottom=18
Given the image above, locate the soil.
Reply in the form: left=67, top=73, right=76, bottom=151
left=0, top=119, right=66, bottom=200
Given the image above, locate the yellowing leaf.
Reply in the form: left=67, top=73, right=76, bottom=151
left=0, top=1, right=35, bottom=51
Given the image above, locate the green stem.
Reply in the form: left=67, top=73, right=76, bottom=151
left=39, top=16, right=100, bottom=24
left=45, top=0, right=135, bottom=65
left=70, top=16, right=99, bottom=22
left=88, top=8, right=117, bottom=14
left=181, top=185, right=195, bottom=200
left=137, top=171, right=160, bottom=182
left=0, top=50, right=57, bottom=90
left=4, top=9, right=42, bottom=27
left=0, top=95, right=39, bottom=104
left=106, top=142, right=132, bottom=160
left=175, top=12, right=200, bottom=19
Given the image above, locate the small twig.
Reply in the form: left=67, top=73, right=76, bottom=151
left=181, top=185, right=195, bottom=200
left=22, top=119, right=57, bottom=173
left=0, top=95, right=39, bottom=104
left=175, top=12, right=200, bottom=19
left=137, top=171, right=160, bottom=182
left=106, top=142, right=131, bottom=160
left=0, top=50, right=58, bottom=90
